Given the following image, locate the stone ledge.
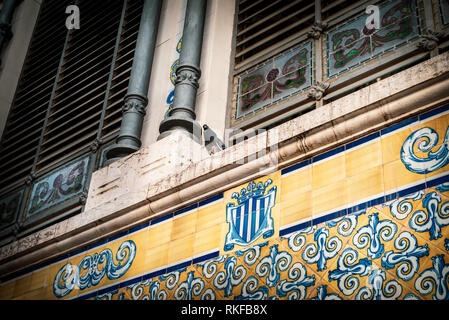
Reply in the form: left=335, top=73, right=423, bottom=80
left=0, top=51, right=448, bottom=278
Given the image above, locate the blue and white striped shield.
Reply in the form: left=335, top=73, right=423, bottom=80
left=224, top=183, right=277, bottom=251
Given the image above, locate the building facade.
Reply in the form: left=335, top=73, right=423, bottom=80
left=0, top=0, right=449, bottom=300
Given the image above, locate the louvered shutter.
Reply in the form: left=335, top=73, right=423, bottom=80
left=0, top=0, right=70, bottom=190
left=0, top=0, right=144, bottom=240
left=235, top=0, right=315, bottom=71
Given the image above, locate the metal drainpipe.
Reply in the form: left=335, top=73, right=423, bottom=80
left=105, top=0, right=162, bottom=165
left=0, top=0, right=17, bottom=68
left=157, top=0, right=207, bottom=144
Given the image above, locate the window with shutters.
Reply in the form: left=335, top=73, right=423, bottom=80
left=228, top=0, right=446, bottom=141
left=0, top=0, right=144, bottom=243
left=229, top=0, right=316, bottom=136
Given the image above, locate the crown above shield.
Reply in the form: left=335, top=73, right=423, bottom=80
left=231, top=179, right=273, bottom=205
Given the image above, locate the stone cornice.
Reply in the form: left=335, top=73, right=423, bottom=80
left=1, top=51, right=449, bottom=280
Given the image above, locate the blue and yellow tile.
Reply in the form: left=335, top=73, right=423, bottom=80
left=220, top=172, right=281, bottom=255
left=278, top=225, right=317, bottom=258
left=167, top=235, right=194, bottom=266
left=144, top=241, right=169, bottom=273
left=380, top=126, right=415, bottom=165
left=280, top=163, right=312, bottom=229
left=0, top=279, right=15, bottom=299
left=345, top=139, right=382, bottom=177
left=324, top=243, right=373, bottom=300
left=299, top=225, right=346, bottom=278
left=193, top=224, right=221, bottom=258
left=164, top=265, right=216, bottom=300
left=312, top=154, right=346, bottom=190
left=347, top=166, right=384, bottom=205
left=378, top=224, right=434, bottom=300
left=312, top=179, right=348, bottom=217
left=195, top=253, right=246, bottom=300
left=148, top=217, right=173, bottom=248
left=171, top=210, right=197, bottom=241
left=307, top=283, right=344, bottom=300
left=195, top=199, right=224, bottom=232
left=273, top=256, right=317, bottom=300
left=354, top=262, right=407, bottom=300
left=411, top=251, right=449, bottom=300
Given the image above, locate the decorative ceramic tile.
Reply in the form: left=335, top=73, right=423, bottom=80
left=347, top=166, right=384, bottom=205
left=119, top=279, right=152, bottom=300
left=272, top=238, right=320, bottom=300
left=235, top=41, right=312, bottom=119
left=308, top=283, right=344, bottom=300
left=159, top=266, right=217, bottom=300
left=345, top=140, right=382, bottom=178
left=274, top=257, right=316, bottom=300
left=234, top=274, right=271, bottom=300
left=379, top=224, right=433, bottom=299
left=167, top=235, right=195, bottom=265
left=401, top=123, right=449, bottom=176
left=222, top=173, right=280, bottom=253
left=353, top=264, right=407, bottom=300
left=195, top=254, right=245, bottom=299
left=327, top=0, right=419, bottom=78
left=326, top=245, right=374, bottom=299
left=350, top=210, right=399, bottom=260
left=300, top=226, right=345, bottom=274
left=52, top=239, right=136, bottom=299
left=0, top=189, right=24, bottom=230
left=412, top=252, right=449, bottom=300
left=312, top=154, right=346, bottom=190
left=26, top=155, right=90, bottom=218
left=3, top=107, right=449, bottom=301
left=193, top=225, right=222, bottom=257
left=386, top=185, right=449, bottom=245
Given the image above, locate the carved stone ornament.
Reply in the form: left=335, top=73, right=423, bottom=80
left=174, top=66, right=200, bottom=88
left=307, top=21, right=328, bottom=40
left=417, top=29, right=441, bottom=51
left=122, top=97, right=147, bottom=116
left=308, top=81, right=330, bottom=100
